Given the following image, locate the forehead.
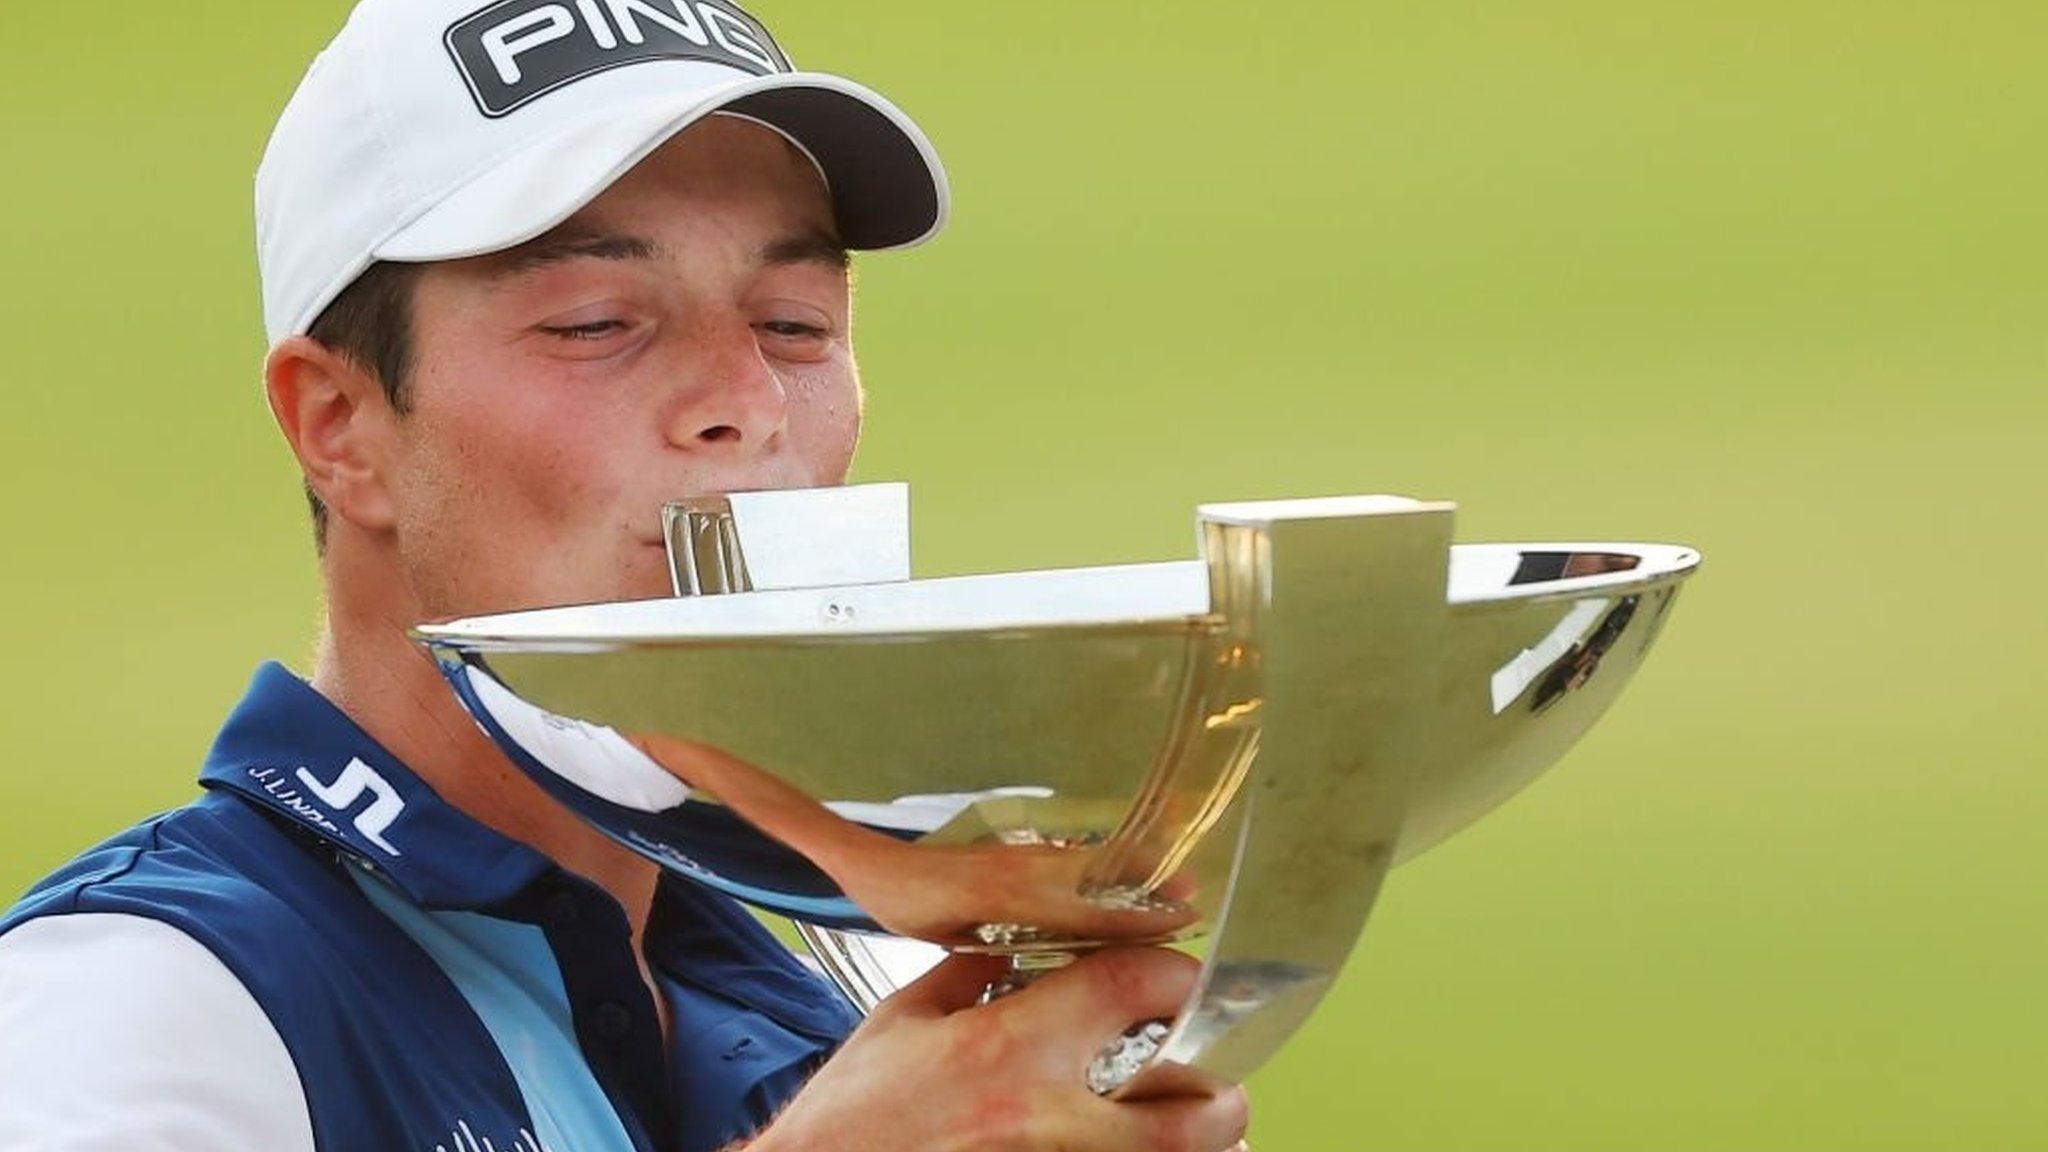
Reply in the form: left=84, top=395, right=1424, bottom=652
left=566, top=113, right=835, bottom=237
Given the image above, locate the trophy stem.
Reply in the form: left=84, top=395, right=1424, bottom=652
left=980, top=947, right=1079, bottom=1002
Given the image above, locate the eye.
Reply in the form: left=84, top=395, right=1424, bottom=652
left=540, top=319, right=629, bottom=341
left=753, top=313, right=831, bottom=362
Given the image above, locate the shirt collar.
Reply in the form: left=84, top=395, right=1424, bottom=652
left=201, top=662, right=859, bottom=1040
left=200, top=661, right=554, bottom=910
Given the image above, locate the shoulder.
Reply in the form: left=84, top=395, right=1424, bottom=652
left=2, top=792, right=452, bottom=1058
left=0, top=797, right=339, bottom=1148
left=0, top=911, right=316, bottom=1150
left=5, top=790, right=355, bottom=952
left=0, top=795, right=521, bottom=1150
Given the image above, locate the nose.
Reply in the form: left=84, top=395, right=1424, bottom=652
left=662, top=322, right=789, bottom=454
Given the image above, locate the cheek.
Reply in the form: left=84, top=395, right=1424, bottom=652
left=406, top=364, right=624, bottom=523
left=389, top=399, right=624, bottom=610
left=783, top=357, right=863, bottom=481
left=384, top=436, right=477, bottom=614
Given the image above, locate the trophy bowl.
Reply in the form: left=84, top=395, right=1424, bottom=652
left=414, top=487, right=1699, bottom=1093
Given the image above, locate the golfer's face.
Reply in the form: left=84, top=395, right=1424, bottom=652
left=388, top=116, right=860, bottom=618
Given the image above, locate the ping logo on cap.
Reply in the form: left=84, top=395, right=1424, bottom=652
left=446, top=0, right=791, bottom=118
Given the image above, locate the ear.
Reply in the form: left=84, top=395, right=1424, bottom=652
left=265, top=336, right=400, bottom=536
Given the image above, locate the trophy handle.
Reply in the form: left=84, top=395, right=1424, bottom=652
left=664, top=483, right=910, bottom=595
left=1134, top=498, right=1454, bottom=1091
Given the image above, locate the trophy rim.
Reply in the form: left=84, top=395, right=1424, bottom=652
left=410, top=541, right=1700, bottom=651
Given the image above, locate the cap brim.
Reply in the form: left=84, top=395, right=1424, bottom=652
left=375, top=71, right=947, bottom=264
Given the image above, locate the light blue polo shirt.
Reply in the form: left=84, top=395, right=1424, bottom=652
left=0, top=662, right=859, bottom=1152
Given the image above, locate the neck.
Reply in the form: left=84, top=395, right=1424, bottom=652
left=310, top=560, right=663, bottom=939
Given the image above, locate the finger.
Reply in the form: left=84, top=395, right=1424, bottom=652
left=988, top=852, right=1200, bottom=940
left=894, top=845, right=1199, bottom=945
left=1115, top=1057, right=1236, bottom=1104
left=995, top=946, right=1201, bottom=1055
left=869, top=951, right=1008, bottom=1021
left=1111, top=1084, right=1251, bottom=1152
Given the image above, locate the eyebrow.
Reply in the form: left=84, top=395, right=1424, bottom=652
left=492, top=229, right=663, bottom=276
left=485, top=226, right=849, bottom=278
left=761, top=233, right=850, bottom=272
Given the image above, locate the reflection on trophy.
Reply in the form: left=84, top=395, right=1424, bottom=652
left=413, top=483, right=1699, bottom=1096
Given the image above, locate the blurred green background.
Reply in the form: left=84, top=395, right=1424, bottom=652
left=2, top=1, right=2043, bottom=1147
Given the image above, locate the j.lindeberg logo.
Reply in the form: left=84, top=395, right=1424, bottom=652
left=446, top=0, right=791, bottom=118
left=295, top=758, right=407, bottom=856
left=247, top=759, right=407, bottom=856
left=246, top=766, right=345, bottom=839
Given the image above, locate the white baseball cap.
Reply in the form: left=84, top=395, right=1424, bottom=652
left=256, top=0, right=949, bottom=344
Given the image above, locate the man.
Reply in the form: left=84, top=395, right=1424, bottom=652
left=0, top=1, right=1251, bottom=1150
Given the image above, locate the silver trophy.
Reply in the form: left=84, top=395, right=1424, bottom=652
left=414, top=484, right=1699, bottom=1095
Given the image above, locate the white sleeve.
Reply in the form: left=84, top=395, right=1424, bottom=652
left=0, top=913, right=317, bottom=1152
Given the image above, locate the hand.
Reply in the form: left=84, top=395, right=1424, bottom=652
left=628, top=733, right=1197, bottom=945
left=749, top=947, right=1251, bottom=1151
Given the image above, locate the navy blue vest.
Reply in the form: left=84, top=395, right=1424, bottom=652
left=1, top=663, right=859, bottom=1152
